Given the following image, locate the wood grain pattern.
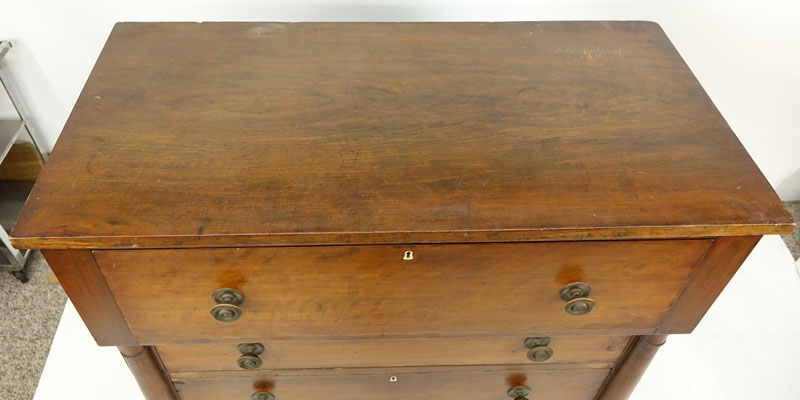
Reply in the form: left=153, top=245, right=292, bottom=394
left=595, top=335, right=667, bottom=400
left=11, top=21, right=793, bottom=250
left=170, top=366, right=610, bottom=400
left=156, top=336, right=629, bottom=372
left=93, top=240, right=710, bottom=343
left=40, top=249, right=136, bottom=345
left=119, top=346, right=178, bottom=400
left=657, top=236, right=761, bottom=333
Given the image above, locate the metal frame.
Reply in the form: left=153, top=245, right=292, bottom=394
left=1, top=228, right=27, bottom=266
left=0, top=41, right=49, bottom=282
left=0, top=42, right=48, bottom=160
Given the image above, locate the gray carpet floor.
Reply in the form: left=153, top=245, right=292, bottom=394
left=0, top=202, right=798, bottom=400
left=0, top=251, right=66, bottom=400
left=781, top=201, right=800, bottom=260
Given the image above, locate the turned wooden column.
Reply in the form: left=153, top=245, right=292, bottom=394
left=119, top=346, right=178, bottom=400
left=597, top=335, right=668, bottom=400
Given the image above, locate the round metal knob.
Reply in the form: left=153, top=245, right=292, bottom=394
left=237, top=342, right=265, bottom=370
left=251, top=392, right=275, bottom=400
left=237, top=354, right=263, bottom=370
left=527, top=346, right=553, bottom=362
left=524, top=336, right=553, bottom=362
left=238, top=343, right=265, bottom=356
left=210, top=303, right=242, bottom=322
left=559, top=282, right=595, bottom=316
left=559, top=282, right=591, bottom=301
left=212, top=288, right=245, bottom=304
left=523, top=336, right=550, bottom=348
left=507, top=385, right=531, bottom=400
left=210, top=288, right=245, bottom=322
left=564, top=297, right=596, bottom=316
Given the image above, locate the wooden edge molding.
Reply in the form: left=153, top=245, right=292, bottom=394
left=595, top=335, right=667, bottom=400
left=656, top=235, right=762, bottom=333
left=40, top=249, right=137, bottom=345
left=11, top=223, right=793, bottom=250
left=119, top=346, right=179, bottom=400
left=170, top=363, right=617, bottom=381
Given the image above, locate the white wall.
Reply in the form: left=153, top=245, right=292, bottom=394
left=2, top=0, right=799, bottom=199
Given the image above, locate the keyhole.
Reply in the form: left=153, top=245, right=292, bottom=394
left=403, top=251, right=413, bottom=260
left=389, top=376, right=398, bottom=382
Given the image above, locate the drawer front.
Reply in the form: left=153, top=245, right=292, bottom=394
left=94, top=240, right=710, bottom=343
left=171, top=367, right=611, bottom=400
left=157, top=336, right=630, bottom=372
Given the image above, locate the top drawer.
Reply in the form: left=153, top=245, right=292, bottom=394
left=93, top=240, right=710, bottom=344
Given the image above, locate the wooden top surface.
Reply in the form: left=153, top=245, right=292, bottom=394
left=11, top=21, right=794, bottom=249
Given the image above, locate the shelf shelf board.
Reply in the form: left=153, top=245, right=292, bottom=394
left=0, top=181, right=34, bottom=234
left=0, top=119, right=25, bottom=161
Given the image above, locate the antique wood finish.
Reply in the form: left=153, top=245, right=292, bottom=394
left=657, top=236, right=761, bottom=333
left=170, top=366, right=611, bottom=400
left=595, top=335, right=667, bottom=400
left=40, top=249, right=136, bottom=345
left=14, top=22, right=795, bottom=400
left=10, top=22, right=793, bottom=250
left=156, top=336, right=630, bottom=372
left=93, top=240, right=709, bottom=343
left=119, top=346, right=178, bottom=400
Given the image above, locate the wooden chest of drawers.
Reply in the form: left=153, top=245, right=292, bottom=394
left=11, top=21, right=795, bottom=400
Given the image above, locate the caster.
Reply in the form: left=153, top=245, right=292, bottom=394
left=12, top=270, right=29, bottom=283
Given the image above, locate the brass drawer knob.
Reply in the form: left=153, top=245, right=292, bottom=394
left=559, top=282, right=595, bottom=316
left=210, top=288, right=245, bottom=322
left=251, top=392, right=275, bottom=400
left=565, top=297, right=596, bottom=316
left=238, top=343, right=265, bottom=355
left=524, top=336, right=553, bottom=362
left=237, top=354, right=262, bottom=370
left=507, top=385, right=531, bottom=400
left=237, top=343, right=265, bottom=370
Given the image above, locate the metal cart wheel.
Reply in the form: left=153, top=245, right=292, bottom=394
left=11, top=270, right=28, bottom=283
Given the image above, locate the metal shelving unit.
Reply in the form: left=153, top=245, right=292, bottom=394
left=0, top=41, right=49, bottom=282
